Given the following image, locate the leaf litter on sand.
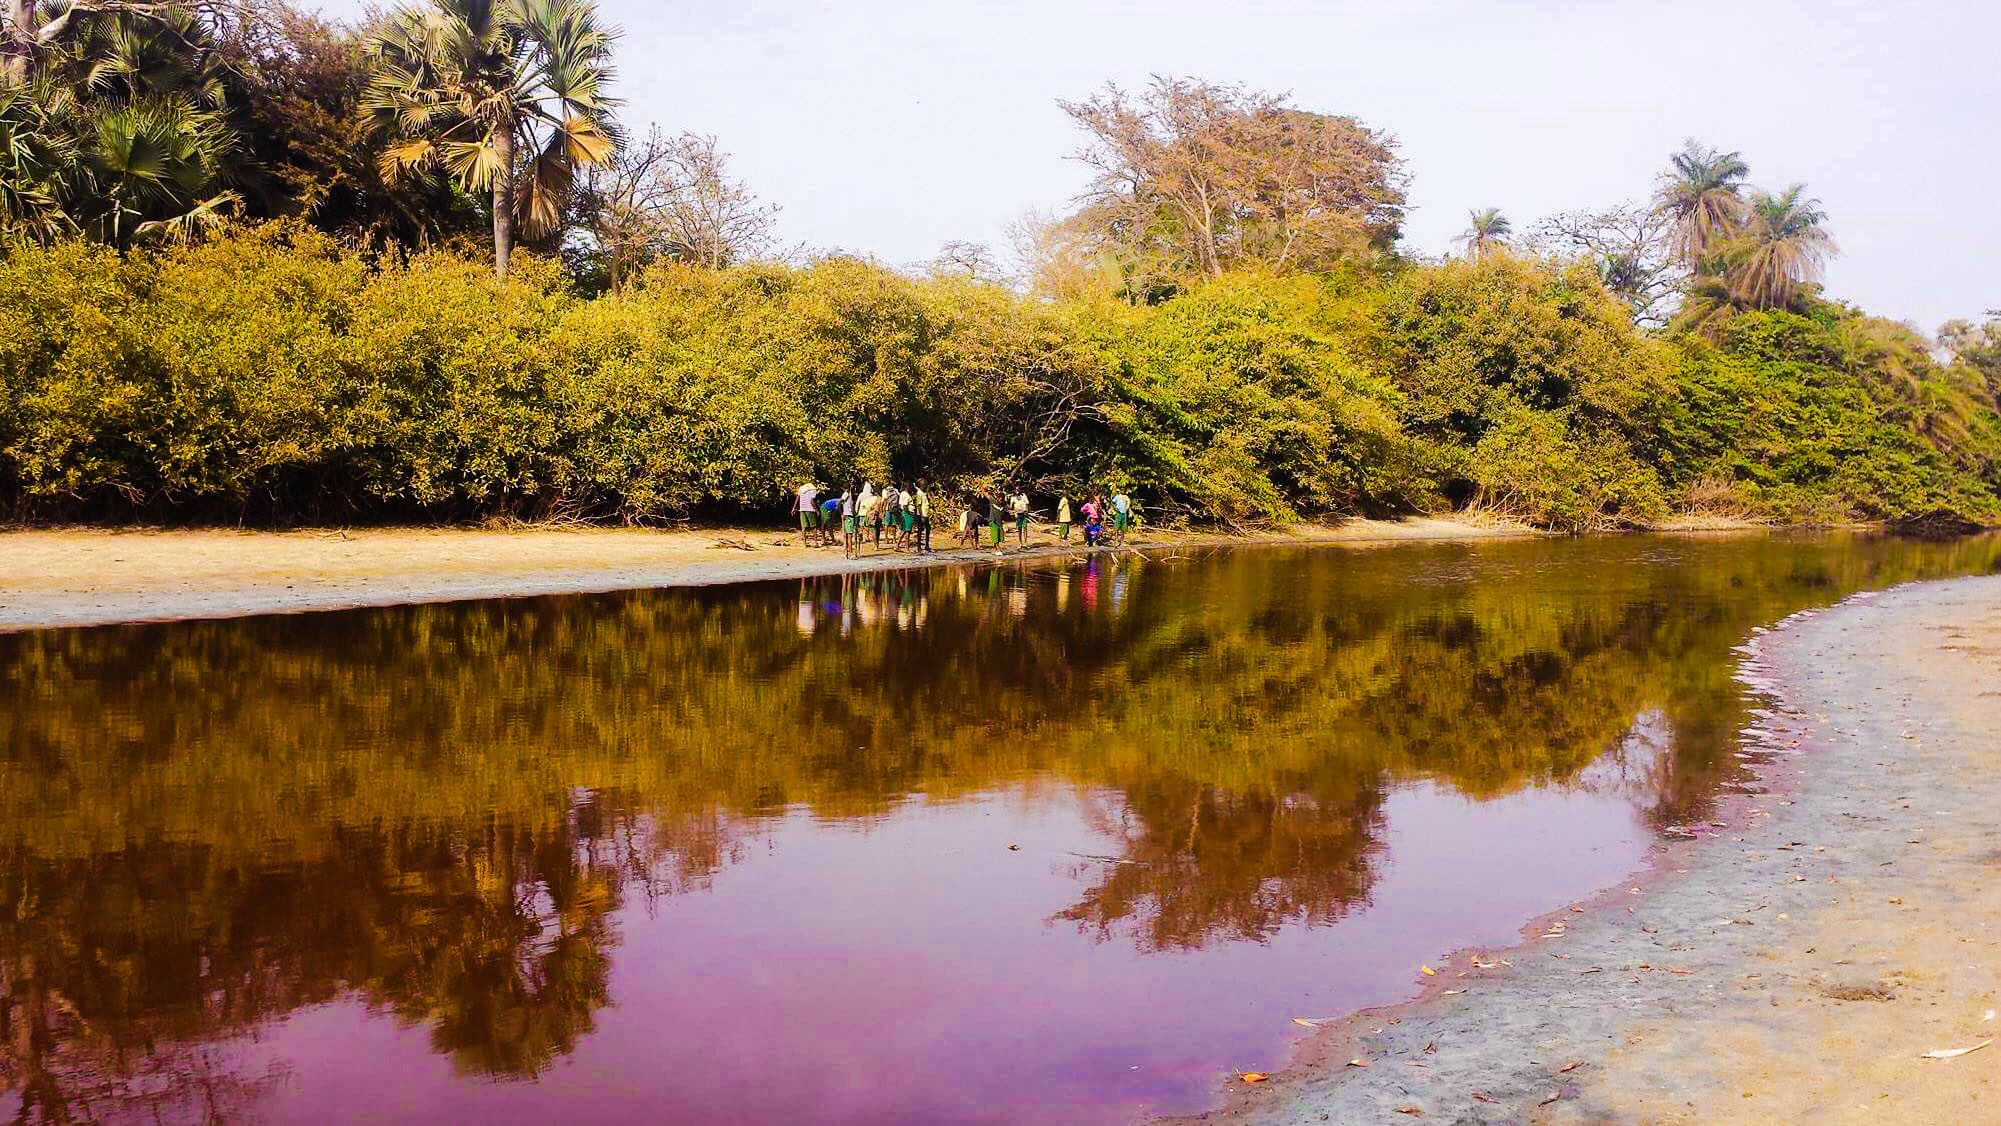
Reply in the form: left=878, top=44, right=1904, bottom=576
left=1919, top=1040, right=1991, bottom=1060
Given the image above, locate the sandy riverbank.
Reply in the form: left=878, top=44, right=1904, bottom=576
left=0, top=516, right=1532, bottom=632
left=1215, top=574, right=2001, bottom=1123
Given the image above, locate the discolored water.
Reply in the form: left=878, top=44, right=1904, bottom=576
left=2, top=533, right=1995, bottom=1123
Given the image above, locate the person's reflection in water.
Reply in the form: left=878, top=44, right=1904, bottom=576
left=796, top=586, right=816, bottom=637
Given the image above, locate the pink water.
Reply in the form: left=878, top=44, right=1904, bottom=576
left=7, top=534, right=1993, bottom=1123
left=230, top=785, right=1643, bottom=1124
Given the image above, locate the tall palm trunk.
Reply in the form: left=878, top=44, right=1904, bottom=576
left=492, top=123, right=515, bottom=279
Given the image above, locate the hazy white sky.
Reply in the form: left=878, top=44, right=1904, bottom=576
left=316, top=0, right=1999, bottom=330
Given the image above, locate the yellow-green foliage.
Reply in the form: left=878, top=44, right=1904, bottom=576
left=1, top=228, right=1996, bottom=528
left=1072, top=273, right=1430, bottom=524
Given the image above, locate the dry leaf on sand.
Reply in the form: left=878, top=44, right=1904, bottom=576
left=1919, top=1040, right=1992, bottom=1060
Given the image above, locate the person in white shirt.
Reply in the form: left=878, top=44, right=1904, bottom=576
left=795, top=483, right=820, bottom=546
left=856, top=483, right=877, bottom=552
left=1010, top=492, right=1031, bottom=545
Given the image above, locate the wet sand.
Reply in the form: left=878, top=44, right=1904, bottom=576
left=0, top=516, right=1528, bottom=632
left=1219, top=574, right=2001, bottom=1123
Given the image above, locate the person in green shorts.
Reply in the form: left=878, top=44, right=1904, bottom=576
left=1010, top=491, right=1030, bottom=544
left=819, top=494, right=840, bottom=545
left=1056, top=495, right=1072, bottom=541
left=987, top=496, right=1006, bottom=548
left=841, top=490, right=860, bottom=557
left=1111, top=491, right=1130, bottom=535
left=795, top=483, right=821, bottom=546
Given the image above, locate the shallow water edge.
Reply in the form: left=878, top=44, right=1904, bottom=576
left=1216, top=573, right=2001, bottom=1122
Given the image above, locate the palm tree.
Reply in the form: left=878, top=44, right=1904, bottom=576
left=85, top=95, right=240, bottom=245
left=0, top=81, right=74, bottom=241
left=1654, top=140, right=1749, bottom=265
left=1727, top=184, right=1835, bottom=311
left=1457, top=207, right=1510, bottom=259
left=362, top=0, right=620, bottom=278
left=1, top=1, right=246, bottom=247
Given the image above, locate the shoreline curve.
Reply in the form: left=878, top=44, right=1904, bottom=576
left=1203, top=573, right=2001, bottom=1122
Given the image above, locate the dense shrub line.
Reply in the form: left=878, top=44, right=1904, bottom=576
left=2, top=228, right=1995, bottom=529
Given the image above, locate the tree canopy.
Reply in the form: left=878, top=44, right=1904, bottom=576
left=0, top=1, right=1992, bottom=532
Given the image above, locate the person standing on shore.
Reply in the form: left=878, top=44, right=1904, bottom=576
left=987, top=496, right=1007, bottom=549
left=897, top=485, right=916, bottom=550
left=841, top=489, right=859, bottom=556
left=1057, top=495, right=1072, bottom=542
left=1010, top=490, right=1031, bottom=545
left=914, top=484, right=932, bottom=552
left=1082, top=495, right=1103, bottom=547
left=819, top=492, right=840, bottom=546
left=796, top=483, right=821, bottom=547
left=857, top=483, right=877, bottom=552
left=957, top=500, right=978, bottom=548
left=1111, top=491, right=1131, bottom=537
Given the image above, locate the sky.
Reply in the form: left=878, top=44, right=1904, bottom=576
left=314, top=0, right=2001, bottom=331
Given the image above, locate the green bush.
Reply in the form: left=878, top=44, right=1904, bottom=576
left=1658, top=307, right=2001, bottom=525
left=0, top=228, right=1996, bottom=530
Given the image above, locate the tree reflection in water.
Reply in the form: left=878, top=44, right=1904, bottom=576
left=1, top=532, right=1995, bottom=1114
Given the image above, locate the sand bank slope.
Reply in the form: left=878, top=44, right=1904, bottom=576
left=0, top=517, right=1523, bottom=632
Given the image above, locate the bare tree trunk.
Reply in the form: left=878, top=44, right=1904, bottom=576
left=3, top=0, right=39, bottom=84
left=491, top=125, right=515, bottom=279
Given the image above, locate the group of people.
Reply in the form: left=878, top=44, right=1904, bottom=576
left=793, top=482, right=1142, bottom=557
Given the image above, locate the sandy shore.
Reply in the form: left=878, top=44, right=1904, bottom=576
left=1218, top=574, right=2001, bottom=1123
left=0, top=516, right=1529, bottom=632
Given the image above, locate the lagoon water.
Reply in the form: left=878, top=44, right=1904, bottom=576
left=3, top=533, right=1996, bottom=1123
